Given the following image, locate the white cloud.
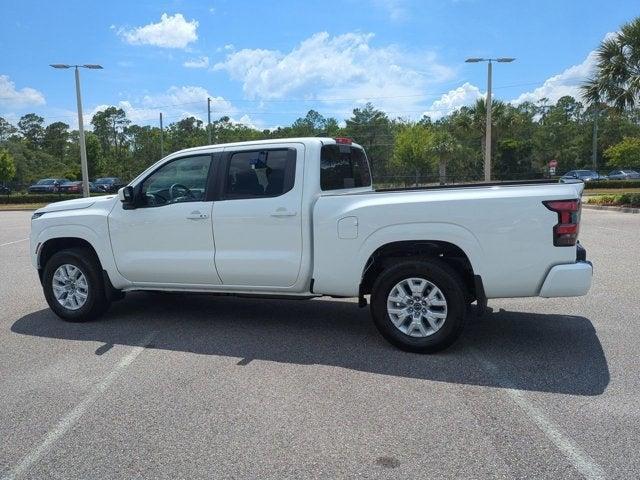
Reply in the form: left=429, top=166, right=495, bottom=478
left=183, top=56, right=210, bottom=68
left=423, top=82, right=483, bottom=119
left=372, top=0, right=408, bottom=22
left=213, top=31, right=454, bottom=115
left=216, top=43, right=235, bottom=53
left=88, top=86, right=236, bottom=126
left=512, top=54, right=596, bottom=105
left=141, top=86, right=234, bottom=113
left=0, top=75, right=45, bottom=107
left=117, top=13, right=198, bottom=49
left=512, top=32, right=616, bottom=105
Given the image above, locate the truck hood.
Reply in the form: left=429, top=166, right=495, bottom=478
left=36, top=194, right=117, bottom=214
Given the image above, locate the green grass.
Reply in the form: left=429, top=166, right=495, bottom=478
left=0, top=203, right=46, bottom=210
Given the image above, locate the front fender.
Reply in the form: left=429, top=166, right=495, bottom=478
left=33, top=224, right=131, bottom=289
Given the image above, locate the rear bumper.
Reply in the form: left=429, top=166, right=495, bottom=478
left=539, top=245, right=592, bottom=298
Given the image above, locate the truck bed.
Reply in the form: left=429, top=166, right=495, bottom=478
left=312, top=181, right=584, bottom=298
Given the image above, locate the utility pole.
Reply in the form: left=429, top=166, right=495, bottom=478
left=207, top=97, right=212, bottom=145
left=159, top=112, right=164, bottom=158
left=50, top=63, right=103, bottom=197
left=592, top=105, right=599, bottom=171
left=465, top=57, right=515, bottom=181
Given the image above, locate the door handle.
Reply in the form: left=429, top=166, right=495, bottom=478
left=186, top=211, right=209, bottom=220
left=270, top=208, right=297, bottom=217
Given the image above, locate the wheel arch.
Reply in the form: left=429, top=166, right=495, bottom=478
left=360, top=239, right=479, bottom=302
left=37, top=237, right=101, bottom=280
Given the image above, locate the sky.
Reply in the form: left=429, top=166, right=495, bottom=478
left=0, top=0, right=637, bottom=130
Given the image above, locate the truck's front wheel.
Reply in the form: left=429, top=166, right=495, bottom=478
left=370, top=260, right=466, bottom=353
left=42, top=248, right=110, bottom=322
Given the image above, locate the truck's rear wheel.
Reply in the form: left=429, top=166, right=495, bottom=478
left=42, top=248, right=110, bottom=322
left=370, top=260, right=466, bottom=353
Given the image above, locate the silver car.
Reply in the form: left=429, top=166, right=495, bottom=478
left=608, top=170, right=640, bottom=180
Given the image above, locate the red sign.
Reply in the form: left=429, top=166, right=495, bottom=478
left=549, top=160, right=558, bottom=168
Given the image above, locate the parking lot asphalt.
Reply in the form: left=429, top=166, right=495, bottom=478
left=0, top=208, right=639, bottom=479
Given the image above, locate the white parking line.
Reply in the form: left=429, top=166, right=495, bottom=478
left=0, top=238, right=28, bottom=247
left=2, top=331, right=157, bottom=480
left=472, top=349, right=605, bottom=480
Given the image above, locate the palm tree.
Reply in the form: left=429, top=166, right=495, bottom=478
left=582, top=17, right=640, bottom=109
left=429, top=130, right=461, bottom=185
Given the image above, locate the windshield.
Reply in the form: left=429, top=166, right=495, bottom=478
left=95, top=178, right=112, bottom=184
left=37, top=179, right=55, bottom=185
left=576, top=171, right=597, bottom=176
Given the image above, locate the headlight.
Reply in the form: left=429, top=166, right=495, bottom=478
left=31, top=212, right=46, bottom=220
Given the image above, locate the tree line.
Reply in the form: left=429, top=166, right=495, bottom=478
left=1, top=96, right=640, bottom=188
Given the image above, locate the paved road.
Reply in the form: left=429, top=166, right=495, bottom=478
left=0, top=209, right=638, bottom=479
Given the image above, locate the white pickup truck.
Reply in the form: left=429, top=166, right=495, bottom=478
left=30, top=137, right=592, bottom=352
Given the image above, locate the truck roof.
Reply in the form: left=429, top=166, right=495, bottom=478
left=166, top=137, right=363, bottom=156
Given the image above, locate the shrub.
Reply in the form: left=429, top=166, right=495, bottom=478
left=586, top=193, right=640, bottom=207
left=583, top=180, right=640, bottom=189
left=0, top=193, right=83, bottom=204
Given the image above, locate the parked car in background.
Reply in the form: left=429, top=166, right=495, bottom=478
left=560, top=170, right=604, bottom=182
left=0, top=185, right=11, bottom=195
left=608, top=169, right=640, bottom=180
left=28, top=178, right=69, bottom=193
left=94, top=177, right=125, bottom=193
left=59, top=181, right=102, bottom=194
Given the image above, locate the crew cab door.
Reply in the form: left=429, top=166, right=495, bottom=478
left=212, top=144, right=303, bottom=287
left=108, top=153, right=221, bottom=285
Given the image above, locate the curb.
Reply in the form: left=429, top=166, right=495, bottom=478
left=583, top=204, right=640, bottom=214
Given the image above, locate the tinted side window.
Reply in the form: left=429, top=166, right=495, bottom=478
left=320, top=145, right=371, bottom=191
left=139, top=155, right=211, bottom=207
left=224, top=149, right=295, bottom=199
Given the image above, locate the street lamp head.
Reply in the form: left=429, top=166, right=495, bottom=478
left=465, top=58, right=484, bottom=63
left=50, top=64, right=71, bottom=69
left=496, top=57, right=516, bottom=63
left=82, top=64, right=103, bottom=69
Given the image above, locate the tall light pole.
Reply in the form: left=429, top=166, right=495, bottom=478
left=50, top=64, right=103, bottom=197
left=465, top=57, right=515, bottom=181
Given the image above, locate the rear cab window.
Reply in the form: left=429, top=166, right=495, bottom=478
left=320, top=144, right=372, bottom=191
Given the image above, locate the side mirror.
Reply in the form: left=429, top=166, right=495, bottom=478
left=118, top=186, right=135, bottom=207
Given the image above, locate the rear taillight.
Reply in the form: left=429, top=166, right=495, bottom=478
left=543, top=199, right=581, bottom=246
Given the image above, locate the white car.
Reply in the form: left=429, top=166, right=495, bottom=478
left=30, top=137, right=592, bottom=352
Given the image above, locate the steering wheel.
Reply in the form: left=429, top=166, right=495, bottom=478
left=169, top=183, right=195, bottom=203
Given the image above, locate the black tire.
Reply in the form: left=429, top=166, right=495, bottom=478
left=42, top=247, right=111, bottom=322
left=370, top=259, right=467, bottom=353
